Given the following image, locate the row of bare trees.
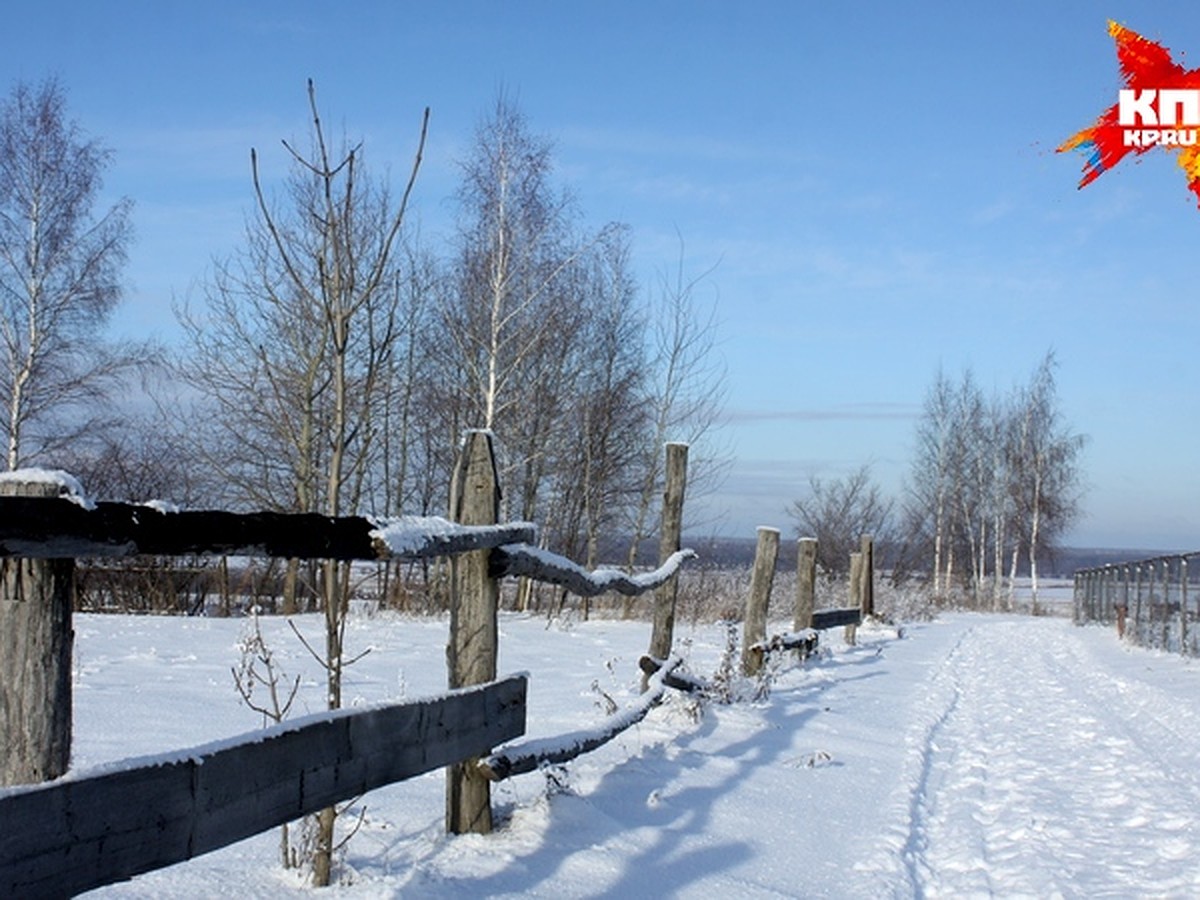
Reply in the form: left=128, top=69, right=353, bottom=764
left=788, top=353, right=1086, bottom=608
left=0, top=78, right=727, bottom=884
left=163, top=91, right=724, bottom=572
left=906, top=352, right=1086, bottom=607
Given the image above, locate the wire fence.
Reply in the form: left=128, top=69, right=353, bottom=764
left=1074, top=552, right=1200, bottom=655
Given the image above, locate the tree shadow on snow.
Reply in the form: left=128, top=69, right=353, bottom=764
left=385, top=642, right=893, bottom=898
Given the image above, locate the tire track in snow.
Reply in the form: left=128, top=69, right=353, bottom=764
left=862, top=616, right=1200, bottom=898
left=856, top=623, right=982, bottom=897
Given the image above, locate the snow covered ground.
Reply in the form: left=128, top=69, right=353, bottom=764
left=63, top=606, right=1200, bottom=898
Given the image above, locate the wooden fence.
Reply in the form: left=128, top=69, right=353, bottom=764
left=0, top=436, right=694, bottom=895
left=1075, top=551, right=1200, bottom=655
left=1, top=678, right=526, bottom=897
left=0, top=435, right=877, bottom=895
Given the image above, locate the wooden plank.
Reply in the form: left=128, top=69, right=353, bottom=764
left=0, top=675, right=526, bottom=898
left=812, top=607, right=862, bottom=630
left=638, top=655, right=709, bottom=693
left=0, top=498, right=534, bottom=561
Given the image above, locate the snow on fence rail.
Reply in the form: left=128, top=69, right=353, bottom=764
left=0, top=438, right=701, bottom=894
left=1075, top=551, right=1200, bottom=655
left=0, top=677, right=526, bottom=898
left=0, top=439, right=880, bottom=896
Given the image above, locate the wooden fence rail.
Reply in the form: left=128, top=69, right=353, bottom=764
left=0, top=676, right=526, bottom=898
left=0, top=443, right=883, bottom=895
left=479, top=657, right=683, bottom=782
left=0, top=439, right=698, bottom=892
left=0, top=498, right=536, bottom=561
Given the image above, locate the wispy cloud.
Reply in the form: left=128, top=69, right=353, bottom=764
left=725, top=403, right=919, bottom=424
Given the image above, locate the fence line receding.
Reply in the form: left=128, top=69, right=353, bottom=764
left=1074, top=551, right=1200, bottom=655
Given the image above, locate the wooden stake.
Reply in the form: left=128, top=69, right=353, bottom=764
left=859, top=534, right=875, bottom=618
left=647, top=443, right=688, bottom=666
left=445, top=431, right=500, bottom=835
left=846, top=551, right=862, bottom=646
left=742, top=527, right=780, bottom=677
left=794, top=538, right=817, bottom=662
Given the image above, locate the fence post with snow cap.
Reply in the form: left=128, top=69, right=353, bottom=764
left=795, top=537, right=817, bottom=632
left=0, top=471, right=80, bottom=787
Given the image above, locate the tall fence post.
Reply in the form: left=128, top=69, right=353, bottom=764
left=445, top=431, right=500, bottom=835
left=1182, top=557, right=1190, bottom=655
left=860, top=534, right=874, bottom=618
left=647, top=442, right=688, bottom=666
left=0, top=478, right=75, bottom=786
left=845, top=551, right=862, bottom=646
left=742, top=527, right=779, bottom=677
left=795, top=537, right=817, bottom=636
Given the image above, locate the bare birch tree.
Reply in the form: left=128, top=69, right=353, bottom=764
left=625, top=239, right=728, bottom=571
left=907, top=354, right=1085, bottom=606
left=0, top=78, right=134, bottom=469
left=548, top=225, right=648, bottom=574
left=908, top=368, right=957, bottom=596
left=177, top=81, right=427, bottom=885
left=1007, top=351, right=1086, bottom=607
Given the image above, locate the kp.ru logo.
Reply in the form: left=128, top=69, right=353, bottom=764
left=1059, top=21, right=1200, bottom=206
left=1118, top=89, right=1199, bottom=146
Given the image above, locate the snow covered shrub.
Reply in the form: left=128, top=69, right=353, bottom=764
left=707, top=620, right=740, bottom=704
left=873, top=580, right=937, bottom=623
left=539, top=762, right=572, bottom=796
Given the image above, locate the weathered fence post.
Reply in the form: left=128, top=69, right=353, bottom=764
left=0, top=477, right=76, bottom=786
left=794, top=537, right=817, bottom=661
left=845, top=551, right=862, bottom=646
left=647, top=442, right=688, bottom=667
left=445, top=431, right=500, bottom=835
left=795, top=539, right=816, bottom=623
left=1182, top=556, right=1190, bottom=655
left=859, top=534, right=875, bottom=618
left=742, top=527, right=779, bottom=677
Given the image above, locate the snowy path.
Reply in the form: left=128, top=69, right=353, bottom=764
left=860, top=617, right=1200, bottom=898
left=64, top=611, right=1200, bottom=897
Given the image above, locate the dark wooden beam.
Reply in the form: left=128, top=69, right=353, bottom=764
left=0, top=675, right=526, bottom=898
left=0, top=498, right=535, bottom=561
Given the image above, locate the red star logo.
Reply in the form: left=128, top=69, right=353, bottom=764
left=1059, top=21, right=1200, bottom=207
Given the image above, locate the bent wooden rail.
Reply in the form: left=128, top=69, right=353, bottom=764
left=479, top=658, right=682, bottom=782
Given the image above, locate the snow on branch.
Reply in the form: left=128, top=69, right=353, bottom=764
left=489, top=544, right=697, bottom=597
left=478, top=656, right=684, bottom=782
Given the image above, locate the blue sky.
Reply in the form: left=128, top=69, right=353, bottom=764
left=4, top=1, right=1199, bottom=550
